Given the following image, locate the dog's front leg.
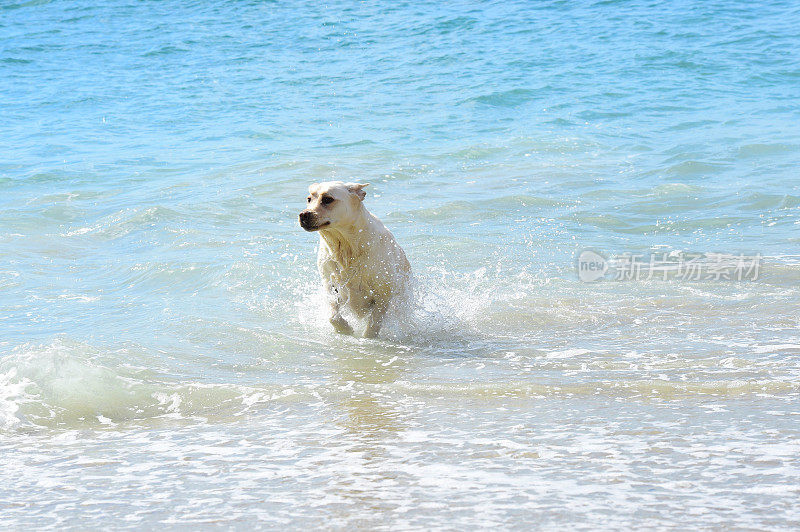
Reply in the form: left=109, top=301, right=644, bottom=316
left=325, top=281, right=353, bottom=335
left=363, top=299, right=388, bottom=339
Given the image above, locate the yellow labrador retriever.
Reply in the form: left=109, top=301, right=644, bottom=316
left=299, top=181, right=411, bottom=337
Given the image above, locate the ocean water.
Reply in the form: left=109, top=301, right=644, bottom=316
left=2, top=0, right=800, bottom=528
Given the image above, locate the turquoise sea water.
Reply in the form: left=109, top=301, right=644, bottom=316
left=2, top=0, right=800, bottom=528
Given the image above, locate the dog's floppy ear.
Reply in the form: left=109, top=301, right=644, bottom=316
left=346, top=182, right=369, bottom=201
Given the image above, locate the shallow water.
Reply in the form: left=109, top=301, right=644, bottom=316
left=2, top=0, right=800, bottom=529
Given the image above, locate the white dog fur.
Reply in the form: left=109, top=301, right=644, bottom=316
left=299, top=181, right=411, bottom=337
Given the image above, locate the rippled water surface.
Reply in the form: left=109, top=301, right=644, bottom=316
left=2, top=0, right=800, bottom=529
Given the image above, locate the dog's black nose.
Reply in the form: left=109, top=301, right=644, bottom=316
left=299, top=211, right=315, bottom=230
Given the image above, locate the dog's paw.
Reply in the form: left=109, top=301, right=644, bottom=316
left=330, top=316, right=353, bottom=335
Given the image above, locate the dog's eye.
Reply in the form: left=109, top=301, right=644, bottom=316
left=321, top=196, right=334, bottom=205
left=307, top=196, right=311, bottom=203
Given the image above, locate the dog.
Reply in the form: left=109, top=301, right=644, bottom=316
left=299, top=181, right=410, bottom=338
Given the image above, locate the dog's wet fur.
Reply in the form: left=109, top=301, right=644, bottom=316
left=299, top=181, right=411, bottom=337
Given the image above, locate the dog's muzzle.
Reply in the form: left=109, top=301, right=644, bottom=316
left=299, top=211, right=329, bottom=231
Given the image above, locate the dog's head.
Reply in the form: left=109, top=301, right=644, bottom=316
left=299, top=181, right=369, bottom=232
